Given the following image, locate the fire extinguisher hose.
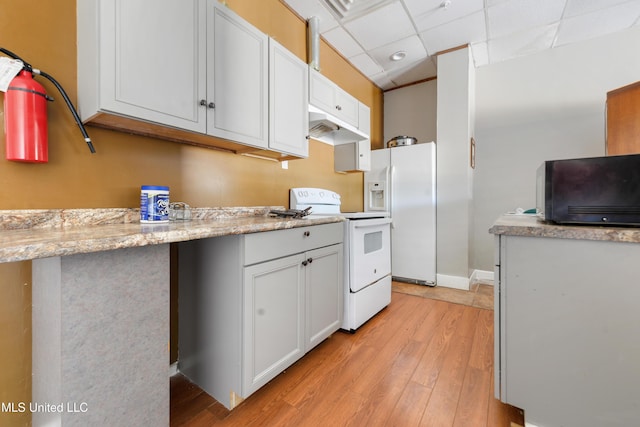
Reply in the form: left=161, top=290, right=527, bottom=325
left=1, top=47, right=95, bottom=154
left=34, top=69, right=95, bottom=153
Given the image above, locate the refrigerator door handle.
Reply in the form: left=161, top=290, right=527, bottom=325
left=388, top=165, right=395, bottom=229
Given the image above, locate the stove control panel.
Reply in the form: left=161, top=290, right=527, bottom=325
left=290, top=188, right=341, bottom=207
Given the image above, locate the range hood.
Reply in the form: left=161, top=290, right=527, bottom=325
left=308, top=105, right=368, bottom=145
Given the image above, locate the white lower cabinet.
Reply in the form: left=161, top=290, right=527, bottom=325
left=242, top=252, right=305, bottom=396
left=494, top=234, right=640, bottom=427
left=304, top=244, right=343, bottom=350
left=179, top=223, right=343, bottom=409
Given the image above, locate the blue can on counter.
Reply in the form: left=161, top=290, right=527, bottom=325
left=140, top=185, right=170, bottom=223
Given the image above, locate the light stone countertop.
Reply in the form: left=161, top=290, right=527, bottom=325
left=0, top=207, right=345, bottom=263
left=489, top=214, right=640, bottom=243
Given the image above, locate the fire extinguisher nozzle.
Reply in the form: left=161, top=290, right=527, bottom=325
left=86, top=138, right=96, bottom=154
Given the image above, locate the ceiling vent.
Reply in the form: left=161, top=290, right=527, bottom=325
left=321, top=0, right=395, bottom=22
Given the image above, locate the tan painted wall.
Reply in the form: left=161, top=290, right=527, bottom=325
left=0, top=264, right=31, bottom=426
left=0, top=0, right=382, bottom=422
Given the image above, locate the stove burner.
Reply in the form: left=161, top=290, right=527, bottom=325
left=269, top=207, right=312, bottom=219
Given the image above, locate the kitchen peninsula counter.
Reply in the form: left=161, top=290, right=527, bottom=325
left=1, top=207, right=343, bottom=427
left=489, top=213, right=640, bottom=427
left=0, top=207, right=344, bottom=263
left=489, top=213, right=640, bottom=242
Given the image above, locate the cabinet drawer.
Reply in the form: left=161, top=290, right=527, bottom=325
left=244, top=222, right=343, bottom=265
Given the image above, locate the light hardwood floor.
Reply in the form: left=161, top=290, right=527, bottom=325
left=171, top=284, right=524, bottom=426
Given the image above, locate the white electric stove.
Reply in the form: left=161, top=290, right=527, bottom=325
left=290, top=188, right=391, bottom=332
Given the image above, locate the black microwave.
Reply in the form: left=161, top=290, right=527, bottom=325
left=536, top=154, right=640, bottom=225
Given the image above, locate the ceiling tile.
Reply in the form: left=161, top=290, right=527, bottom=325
left=284, top=0, right=640, bottom=89
left=488, top=23, right=558, bottom=63
left=488, top=0, right=565, bottom=39
left=369, top=35, right=428, bottom=72
left=564, top=0, right=632, bottom=18
left=283, top=0, right=339, bottom=32
left=420, top=11, right=486, bottom=55
left=556, top=1, right=640, bottom=46
left=402, top=0, right=444, bottom=21
left=323, top=26, right=365, bottom=58
left=370, top=72, right=397, bottom=90
left=411, top=0, right=484, bottom=32
left=324, top=0, right=397, bottom=22
left=348, top=52, right=385, bottom=76
left=471, top=41, right=489, bottom=67
left=344, top=2, right=415, bottom=50
left=387, top=58, right=438, bottom=86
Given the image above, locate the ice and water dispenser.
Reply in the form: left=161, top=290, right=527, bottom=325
left=367, top=182, right=386, bottom=211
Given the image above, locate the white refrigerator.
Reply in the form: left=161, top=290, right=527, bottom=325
left=364, top=142, right=436, bottom=285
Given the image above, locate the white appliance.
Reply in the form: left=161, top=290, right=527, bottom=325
left=290, top=188, right=391, bottom=332
left=365, top=142, right=436, bottom=286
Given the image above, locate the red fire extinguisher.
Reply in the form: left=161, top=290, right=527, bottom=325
left=1, top=47, right=95, bottom=163
left=5, top=70, right=51, bottom=162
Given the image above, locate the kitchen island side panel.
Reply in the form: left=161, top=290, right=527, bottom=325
left=499, top=235, right=640, bottom=427
left=178, top=235, right=244, bottom=409
left=32, top=245, right=170, bottom=427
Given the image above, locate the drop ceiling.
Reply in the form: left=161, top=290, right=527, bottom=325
left=282, top=0, right=640, bottom=90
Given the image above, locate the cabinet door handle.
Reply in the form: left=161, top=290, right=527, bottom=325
left=335, top=105, right=342, bottom=111
left=199, top=99, right=207, bottom=106
left=303, top=231, right=310, bottom=237
left=208, top=102, right=215, bottom=109
left=307, top=257, right=313, bottom=264
left=302, top=260, right=308, bottom=266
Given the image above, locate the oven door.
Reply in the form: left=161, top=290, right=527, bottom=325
left=349, top=218, right=392, bottom=292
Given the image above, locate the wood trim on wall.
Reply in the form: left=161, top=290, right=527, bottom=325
left=384, top=76, right=438, bottom=93
left=436, top=43, right=470, bottom=56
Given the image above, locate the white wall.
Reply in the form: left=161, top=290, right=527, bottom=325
left=436, top=48, right=475, bottom=289
left=383, top=80, right=437, bottom=145
left=473, top=26, right=640, bottom=271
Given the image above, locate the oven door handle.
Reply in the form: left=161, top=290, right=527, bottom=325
left=352, top=218, right=392, bottom=228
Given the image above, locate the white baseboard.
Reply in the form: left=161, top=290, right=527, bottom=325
left=470, top=269, right=494, bottom=284
left=170, top=362, right=178, bottom=377
left=436, top=270, right=494, bottom=290
left=436, top=274, right=470, bottom=290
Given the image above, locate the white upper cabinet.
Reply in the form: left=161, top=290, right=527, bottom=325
left=358, top=102, right=371, bottom=135
left=207, top=2, right=268, bottom=149
left=333, top=87, right=359, bottom=127
left=309, top=68, right=359, bottom=128
left=78, top=0, right=207, bottom=132
left=78, top=0, right=308, bottom=158
left=269, top=38, right=309, bottom=158
left=334, top=140, right=371, bottom=172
